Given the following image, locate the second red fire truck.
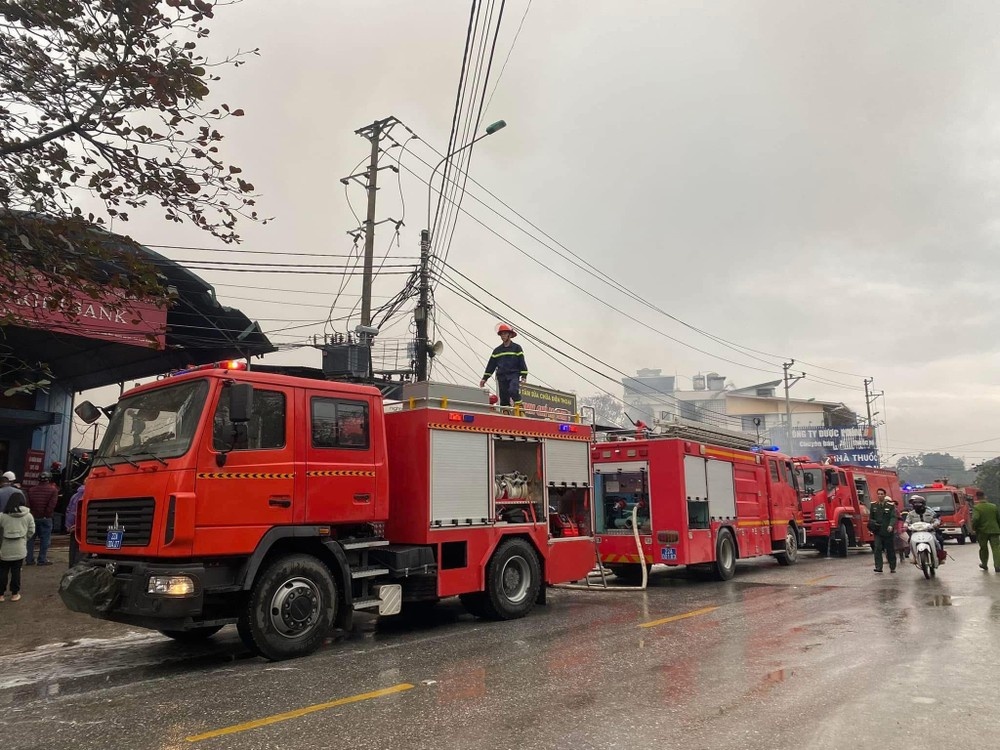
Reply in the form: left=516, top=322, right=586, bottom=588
left=592, top=420, right=803, bottom=581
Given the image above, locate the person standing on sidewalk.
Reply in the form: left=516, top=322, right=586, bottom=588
left=870, top=488, right=898, bottom=573
left=65, top=481, right=85, bottom=568
left=0, top=491, right=35, bottom=602
left=972, top=490, right=1000, bottom=572
left=25, top=472, right=58, bottom=566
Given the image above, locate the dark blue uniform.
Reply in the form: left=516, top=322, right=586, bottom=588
left=483, top=342, right=527, bottom=407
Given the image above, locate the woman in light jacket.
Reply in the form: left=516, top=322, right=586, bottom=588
left=0, top=491, right=36, bottom=602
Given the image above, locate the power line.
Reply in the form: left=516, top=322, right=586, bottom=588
left=483, top=0, right=531, bottom=116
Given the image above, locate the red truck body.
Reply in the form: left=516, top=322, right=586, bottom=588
left=796, top=460, right=902, bottom=555
left=904, top=482, right=977, bottom=544
left=592, top=426, right=802, bottom=581
left=61, top=369, right=596, bottom=659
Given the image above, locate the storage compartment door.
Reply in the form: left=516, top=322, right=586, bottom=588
left=706, top=460, right=737, bottom=520
left=544, top=439, right=590, bottom=486
left=684, top=455, right=710, bottom=530
left=431, top=430, right=490, bottom=526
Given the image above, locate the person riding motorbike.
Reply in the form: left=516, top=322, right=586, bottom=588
left=905, top=495, right=944, bottom=564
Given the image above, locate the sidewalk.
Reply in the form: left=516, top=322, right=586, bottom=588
left=0, top=535, right=136, bottom=657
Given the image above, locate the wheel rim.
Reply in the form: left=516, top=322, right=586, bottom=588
left=268, top=576, right=321, bottom=639
left=720, top=537, right=735, bottom=571
left=500, top=555, right=531, bottom=604
left=785, top=527, right=798, bottom=560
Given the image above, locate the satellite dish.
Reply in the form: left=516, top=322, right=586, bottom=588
left=429, top=341, right=445, bottom=358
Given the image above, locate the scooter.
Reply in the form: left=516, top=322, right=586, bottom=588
left=908, top=521, right=939, bottom=579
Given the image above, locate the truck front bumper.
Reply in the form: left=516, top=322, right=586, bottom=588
left=61, top=558, right=211, bottom=630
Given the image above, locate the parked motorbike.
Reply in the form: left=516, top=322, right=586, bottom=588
left=908, top=521, right=939, bottom=579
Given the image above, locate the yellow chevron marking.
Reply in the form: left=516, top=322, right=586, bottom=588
left=197, top=472, right=295, bottom=480
left=306, top=470, right=376, bottom=477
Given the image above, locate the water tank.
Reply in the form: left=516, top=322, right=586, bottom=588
left=692, top=374, right=706, bottom=391
left=706, top=372, right=726, bottom=390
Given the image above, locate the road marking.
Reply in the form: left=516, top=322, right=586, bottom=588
left=805, top=574, right=834, bottom=585
left=639, top=606, right=718, bottom=629
left=185, top=683, right=414, bottom=742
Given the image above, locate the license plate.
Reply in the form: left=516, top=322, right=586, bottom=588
left=661, top=547, right=677, bottom=561
left=106, top=529, right=125, bottom=549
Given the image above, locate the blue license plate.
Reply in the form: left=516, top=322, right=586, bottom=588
left=661, top=547, right=677, bottom=561
left=106, top=530, right=124, bottom=549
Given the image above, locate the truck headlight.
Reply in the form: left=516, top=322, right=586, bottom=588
left=814, top=505, right=827, bottom=521
left=147, top=575, right=195, bottom=596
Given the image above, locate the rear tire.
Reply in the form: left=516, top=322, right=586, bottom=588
left=239, top=554, right=337, bottom=661
left=607, top=563, right=650, bottom=583
left=834, top=523, right=850, bottom=558
left=775, top=525, right=799, bottom=566
left=481, top=537, right=542, bottom=620
left=159, top=625, right=224, bottom=643
left=714, top=529, right=737, bottom=581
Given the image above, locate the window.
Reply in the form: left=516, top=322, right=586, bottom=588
left=312, top=398, right=370, bottom=450
left=769, top=460, right=781, bottom=483
left=213, top=389, right=286, bottom=451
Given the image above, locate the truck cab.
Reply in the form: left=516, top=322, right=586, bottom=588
left=905, top=482, right=973, bottom=544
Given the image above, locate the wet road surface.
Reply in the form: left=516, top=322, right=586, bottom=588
left=4, top=543, right=1000, bottom=750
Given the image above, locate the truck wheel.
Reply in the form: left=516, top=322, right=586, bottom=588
left=958, top=527, right=968, bottom=545
left=775, top=525, right=799, bottom=566
left=714, top=529, right=737, bottom=581
left=834, top=523, right=850, bottom=558
left=239, top=554, right=337, bottom=661
left=159, top=625, right=224, bottom=642
left=482, top=537, right=542, bottom=620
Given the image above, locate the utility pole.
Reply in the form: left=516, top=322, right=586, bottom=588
left=347, top=116, right=400, bottom=329
left=783, top=360, right=805, bottom=447
left=415, top=229, right=431, bottom=381
left=863, top=377, right=874, bottom=431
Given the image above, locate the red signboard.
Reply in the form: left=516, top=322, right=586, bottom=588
left=2, top=282, right=167, bottom=349
left=22, top=449, right=45, bottom=488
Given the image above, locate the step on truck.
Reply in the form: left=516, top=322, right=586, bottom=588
left=60, top=366, right=596, bottom=660
left=796, top=460, right=902, bottom=555
left=592, top=419, right=803, bottom=582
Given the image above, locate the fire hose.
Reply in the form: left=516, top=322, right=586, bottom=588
left=554, top=505, right=649, bottom=591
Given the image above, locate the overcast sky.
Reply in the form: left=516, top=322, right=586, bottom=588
left=84, top=0, right=1000, bottom=465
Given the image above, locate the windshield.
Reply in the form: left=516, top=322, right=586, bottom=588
left=96, top=380, right=210, bottom=464
left=595, top=471, right=651, bottom=534
left=906, top=490, right=955, bottom=514
left=797, top=468, right=823, bottom=497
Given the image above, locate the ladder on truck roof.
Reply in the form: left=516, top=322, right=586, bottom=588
left=641, top=415, right=759, bottom=451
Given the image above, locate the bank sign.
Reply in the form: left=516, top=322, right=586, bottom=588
left=789, top=426, right=879, bottom=467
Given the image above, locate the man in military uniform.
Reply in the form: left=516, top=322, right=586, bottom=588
left=870, top=488, right=898, bottom=573
left=972, top=490, right=1000, bottom=572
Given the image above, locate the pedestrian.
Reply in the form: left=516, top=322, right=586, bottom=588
left=971, top=490, right=1000, bottom=572
left=480, top=323, right=528, bottom=410
left=0, top=471, right=19, bottom=508
left=869, top=487, right=898, bottom=573
left=893, top=503, right=909, bottom=560
left=0, top=490, right=35, bottom=602
left=25, top=471, right=58, bottom=566
left=65, top=481, right=85, bottom=568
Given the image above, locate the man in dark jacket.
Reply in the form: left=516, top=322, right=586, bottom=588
left=480, top=323, right=528, bottom=409
left=972, top=490, right=1000, bottom=572
left=870, top=488, right=898, bottom=573
left=26, top=472, right=58, bottom=566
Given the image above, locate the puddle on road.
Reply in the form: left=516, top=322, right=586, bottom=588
left=926, top=595, right=953, bottom=607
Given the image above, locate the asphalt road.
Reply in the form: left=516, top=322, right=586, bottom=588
left=3, top=542, right=999, bottom=750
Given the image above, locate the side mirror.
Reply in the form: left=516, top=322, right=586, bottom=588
left=74, top=401, right=102, bottom=425
left=229, top=383, right=254, bottom=423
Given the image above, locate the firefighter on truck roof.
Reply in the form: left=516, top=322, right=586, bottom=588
left=480, top=323, right=528, bottom=409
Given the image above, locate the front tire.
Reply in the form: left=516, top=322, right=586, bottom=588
left=714, top=529, right=737, bottom=581
left=775, top=525, right=799, bottom=566
left=482, top=537, right=542, bottom=620
left=239, top=554, right=337, bottom=661
left=919, top=550, right=932, bottom=580
left=159, top=625, right=224, bottom=643
left=958, top=527, right=968, bottom=545
left=834, top=523, right=850, bottom=558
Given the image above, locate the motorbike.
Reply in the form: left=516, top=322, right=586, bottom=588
left=907, top=521, right=939, bottom=579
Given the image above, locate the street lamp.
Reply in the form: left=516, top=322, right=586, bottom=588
left=415, top=120, right=507, bottom=382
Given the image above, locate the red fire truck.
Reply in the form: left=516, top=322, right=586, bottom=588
left=60, top=368, right=596, bottom=660
left=903, top=482, right=977, bottom=544
left=796, top=460, right=902, bottom=555
left=592, top=421, right=803, bottom=581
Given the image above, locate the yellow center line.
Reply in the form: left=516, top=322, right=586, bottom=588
left=185, top=683, right=415, bottom=743
left=639, top=606, right=719, bottom=629
left=805, top=574, right=834, bottom=585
